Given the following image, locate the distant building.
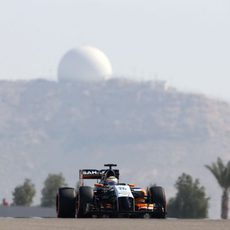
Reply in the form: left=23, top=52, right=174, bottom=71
left=58, top=46, right=112, bottom=82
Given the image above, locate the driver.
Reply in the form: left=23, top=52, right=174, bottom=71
left=104, top=176, right=118, bottom=186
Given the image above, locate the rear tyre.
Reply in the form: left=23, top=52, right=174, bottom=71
left=56, top=187, right=76, bottom=218
left=77, top=186, right=94, bottom=218
left=149, top=186, right=166, bottom=218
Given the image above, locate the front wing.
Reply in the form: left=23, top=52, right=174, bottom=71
left=84, top=205, right=165, bottom=218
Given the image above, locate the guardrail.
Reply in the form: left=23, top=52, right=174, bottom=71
left=0, top=206, right=56, bottom=217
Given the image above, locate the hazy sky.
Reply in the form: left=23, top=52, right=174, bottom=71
left=0, top=0, right=230, bottom=100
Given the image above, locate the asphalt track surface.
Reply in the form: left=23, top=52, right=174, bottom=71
left=0, top=218, right=230, bottom=230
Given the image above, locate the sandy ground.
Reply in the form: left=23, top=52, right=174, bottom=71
left=0, top=218, right=230, bottom=230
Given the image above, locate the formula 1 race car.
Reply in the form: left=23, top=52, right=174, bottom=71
left=56, top=164, right=166, bottom=218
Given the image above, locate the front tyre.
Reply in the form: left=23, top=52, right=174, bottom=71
left=56, top=187, right=76, bottom=218
left=77, top=186, right=94, bottom=218
left=149, top=186, right=166, bottom=218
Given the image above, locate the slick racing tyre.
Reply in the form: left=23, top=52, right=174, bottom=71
left=77, top=186, right=94, bottom=218
left=149, top=186, right=166, bottom=218
left=56, top=187, right=76, bottom=218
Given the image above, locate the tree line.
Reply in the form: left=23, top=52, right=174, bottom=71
left=11, top=173, right=66, bottom=207
left=8, top=157, right=230, bottom=219
left=167, top=157, right=230, bottom=219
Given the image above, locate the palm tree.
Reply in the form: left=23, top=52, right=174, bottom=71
left=206, top=158, right=230, bottom=219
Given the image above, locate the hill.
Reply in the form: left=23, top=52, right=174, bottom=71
left=0, top=79, right=229, bottom=218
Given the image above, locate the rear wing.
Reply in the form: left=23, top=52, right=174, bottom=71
left=79, top=169, right=120, bottom=180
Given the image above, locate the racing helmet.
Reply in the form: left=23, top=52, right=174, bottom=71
left=105, top=176, right=118, bottom=185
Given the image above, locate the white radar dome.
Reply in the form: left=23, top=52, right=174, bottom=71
left=58, top=46, right=112, bottom=82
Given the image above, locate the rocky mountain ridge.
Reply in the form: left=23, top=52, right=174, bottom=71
left=0, top=79, right=229, bottom=218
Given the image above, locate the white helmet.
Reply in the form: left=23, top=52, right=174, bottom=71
left=105, top=176, right=118, bottom=185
